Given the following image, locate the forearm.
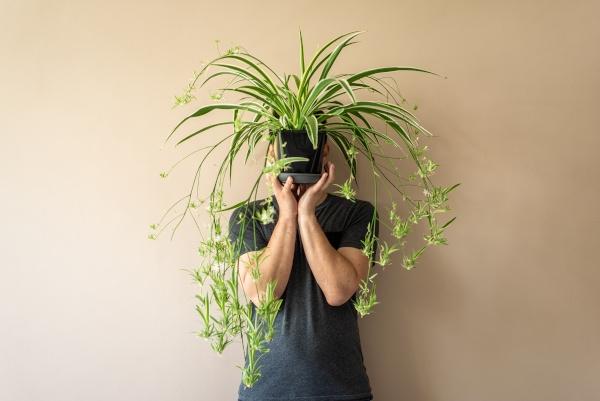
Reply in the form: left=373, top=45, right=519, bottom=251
left=245, top=215, right=297, bottom=301
left=298, top=213, right=358, bottom=305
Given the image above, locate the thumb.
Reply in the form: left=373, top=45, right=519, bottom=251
left=283, top=176, right=294, bottom=192
left=269, top=172, right=281, bottom=191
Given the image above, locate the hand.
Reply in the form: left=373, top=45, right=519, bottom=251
left=297, top=161, right=335, bottom=218
left=268, top=173, right=298, bottom=220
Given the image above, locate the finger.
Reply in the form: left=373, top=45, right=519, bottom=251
left=269, top=172, right=282, bottom=194
left=313, top=168, right=329, bottom=191
left=299, top=183, right=308, bottom=197
left=324, top=162, right=335, bottom=187
left=308, top=170, right=328, bottom=194
left=282, top=176, right=293, bottom=192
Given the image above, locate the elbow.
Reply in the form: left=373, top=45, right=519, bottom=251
left=248, top=293, right=260, bottom=307
left=244, top=284, right=263, bottom=307
left=325, top=291, right=348, bottom=307
left=242, top=279, right=261, bottom=307
left=244, top=281, right=284, bottom=308
left=325, top=283, right=360, bottom=307
left=248, top=292, right=284, bottom=308
left=326, top=298, right=345, bottom=307
left=325, top=274, right=361, bottom=307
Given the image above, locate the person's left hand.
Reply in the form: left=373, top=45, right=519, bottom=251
left=297, top=161, right=335, bottom=217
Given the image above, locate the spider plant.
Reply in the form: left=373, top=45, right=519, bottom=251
left=149, top=30, right=460, bottom=388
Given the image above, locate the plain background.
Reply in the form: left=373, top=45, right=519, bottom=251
left=2, top=1, right=599, bottom=400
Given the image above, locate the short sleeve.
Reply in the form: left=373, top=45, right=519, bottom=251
left=228, top=202, right=268, bottom=257
left=337, top=201, right=379, bottom=262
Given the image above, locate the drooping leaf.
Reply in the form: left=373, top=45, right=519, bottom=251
left=347, top=66, right=443, bottom=84
left=319, top=31, right=364, bottom=80
left=337, top=78, right=356, bottom=104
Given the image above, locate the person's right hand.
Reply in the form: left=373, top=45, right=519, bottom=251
left=268, top=173, right=298, bottom=221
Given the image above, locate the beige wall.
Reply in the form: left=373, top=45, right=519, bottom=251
left=2, top=1, right=599, bottom=400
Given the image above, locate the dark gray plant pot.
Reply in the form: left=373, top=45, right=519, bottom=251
left=275, top=128, right=327, bottom=184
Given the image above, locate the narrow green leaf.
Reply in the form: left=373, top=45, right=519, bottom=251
left=298, top=31, right=362, bottom=101
left=306, top=114, right=319, bottom=149
left=217, top=55, right=280, bottom=94
left=326, top=130, right=357, bottom=178
left=319, top=31, right=364, bottom=80
left=347, top=66, right=444, bottom=84
left=443, top=183, right=461, bottom=194
left=176, top=121, right=234, bottom=146
left=300, top=77, right=337, bottom=116
left=299, top=28, right=305, bottom=74
left=292, top=74, right=301, bottom=91
left=165, top=103, right=252, bottom=145
left=337, top=78, right=356, bottom=104
left=213, top=199, right=250, bottom=213
left=441, top=216, right=457, bottom=229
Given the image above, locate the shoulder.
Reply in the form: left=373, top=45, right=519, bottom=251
left=355, top=199, right=377, bottom=222
left=327, top=194, right=378, bottom=226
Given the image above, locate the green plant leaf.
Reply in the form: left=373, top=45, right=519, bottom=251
left=347, top=66, right=443, bottom=84
left=306, top=114, right=319, bottom=149
left=441, top=216, right=457, bottom=229
left=319, top=31, right=364, bottom=80
left=443, top=183, right=461, bottom=194
left=299, top=28, right=305, bottom=74
left=166, top=103, right=256, bottom=145
left=175, top=121, right=234, bottom=146
left=336, top=78, right=356, bottom=104
left=300, top=77, right=337, bottom=117
left=297, top=31, right=362, bottom=101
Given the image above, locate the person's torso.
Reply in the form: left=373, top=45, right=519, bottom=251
left=237, top=193, right=373, bottom=401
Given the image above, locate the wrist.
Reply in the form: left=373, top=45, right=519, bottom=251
left=298, top=211, right=317, bottom=224
left=277, top=213, right=298, bottom=225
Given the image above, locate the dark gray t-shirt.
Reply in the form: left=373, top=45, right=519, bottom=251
left=228, top=192, right=379, bottom=401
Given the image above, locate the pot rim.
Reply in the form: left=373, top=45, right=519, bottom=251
left=276, top=129, right=328, bottom=137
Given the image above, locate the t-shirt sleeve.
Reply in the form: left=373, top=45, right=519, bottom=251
left=337, top=201, right=379, bottom=262
left=228, top=203, right=268, bottom=257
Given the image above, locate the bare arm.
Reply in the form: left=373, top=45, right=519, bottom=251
left=238, top=215, right=297, bottom=306
left=298, top=213, right=369, bottom=306
left=294, top=160, right=372, bottom=307
left=236, top=173, right=299, bottom=307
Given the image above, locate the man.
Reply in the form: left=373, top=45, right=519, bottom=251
left=228, top=134, right=379, bottom=401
